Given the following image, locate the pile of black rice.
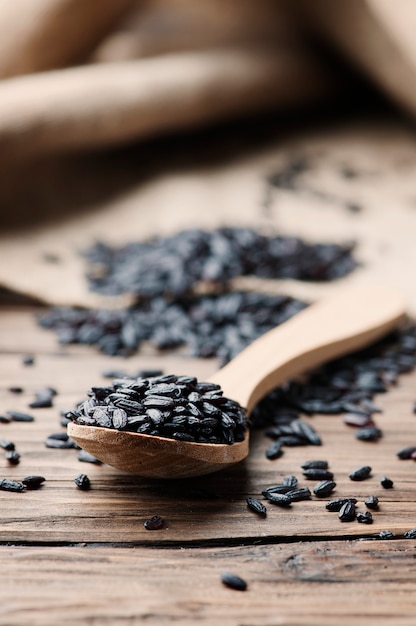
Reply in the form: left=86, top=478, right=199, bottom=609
left=38, top=227, right=356, bottom=364
left=69, top=373, right=247, bottom=445
left=251, top=325, right=416, bottom=455
left=66, top=324, right=416, bottom=447
left=83, top=227, right=357, bottom=297
left=38, top=226, right=416, bottom=448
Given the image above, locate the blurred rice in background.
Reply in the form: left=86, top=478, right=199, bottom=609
left=1, top=0, right=416, bottom=311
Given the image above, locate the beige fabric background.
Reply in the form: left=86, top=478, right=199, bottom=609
left=1, top=0, right=416, bottom=313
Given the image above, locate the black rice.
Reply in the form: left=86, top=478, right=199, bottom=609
left=144, top=515, right=164, bottom=530
left=349, top=466, right=372, bottom=481
left=380, top=476, right=394, bottom=489
left=0, top=439, right=15, bottom=451
left=221, top=572, right=247, bottom=591
left=357, top=511, right=373, bottom=524
left=364, top=495, right=379, bottom=510
left=262, top=485, right=293, bottom=498
left=251, top=325, right=416, bottom=448
left=343, top=413, right=374, bottom=428
left=379, top=530, right=394, bottom=539
left=32, top=218, right=416, bottom=458
left=77, top=450, right=103, bottom=464
left=277, top=434, right=309, bottom=447
left=285, top=487, right=312, bottom=502
left=5, top=450, right=20, bottom=465
left=83, top=228, right=357, bottom=298
left=313, top=480, right=336, bottom=497
left=0, top=479, right=25, bottom=492
left=69, top=373, right=247, bottom=445
left=265, top=440, right=283, bottom=460
left=45, top=435, right=78, bottom=449
left=6, top=410, right=35, bottom=423
left=22, top=475, right=45, bottom=489
left=246, top=497, right=267, bottom=516
left=302, top=469, right=334, bottom=481
left=59, top=412, right=72, bottom=427
left=338, top=500, right=356, bottom=522
left=74, top=474, right=91, bottom=490
left=326, top=498, right=357, bottom=512
left=29, top=387, right=56, bottom=409
left=282, top=475, right=298, bottom=488
left=264, top=492, right=292, bottom=507
left=38, top=290, right=308, bottom=365
left=36, top=227, right=359, bottom=364
left=396, top=446, right=416, bottom=460
left=33, top=225, right=416, bottom=464
left=355, top=426, right=382, bottom=442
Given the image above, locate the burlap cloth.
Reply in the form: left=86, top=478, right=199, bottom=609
left=1, top=0, right=416, bottom=313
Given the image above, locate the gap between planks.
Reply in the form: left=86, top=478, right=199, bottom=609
left=0, top=534, right=413, bottom=549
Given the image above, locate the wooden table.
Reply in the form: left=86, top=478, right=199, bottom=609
left=0, top=306, right=416, bottom=625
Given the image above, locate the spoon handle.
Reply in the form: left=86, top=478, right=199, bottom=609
left=209, top=284, right=406, bottom=413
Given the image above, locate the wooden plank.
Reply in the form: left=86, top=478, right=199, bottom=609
left=0, top=540, right=416, bottom=625
left=0, top=309, right=416, bottom=543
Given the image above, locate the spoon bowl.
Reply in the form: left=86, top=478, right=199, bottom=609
left=68, top=424, right=249, bottom=478
left=68, top=284, right=406, bottom=478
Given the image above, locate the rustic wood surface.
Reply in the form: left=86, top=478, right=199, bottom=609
left=1, top=541, right=416, bottom=626
left=1, top=307, right=416, bottom=625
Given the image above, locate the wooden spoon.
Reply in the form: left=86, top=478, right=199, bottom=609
left=68, top=284, right=405, bottom=478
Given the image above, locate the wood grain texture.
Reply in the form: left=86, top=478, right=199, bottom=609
left=2, top=307, right=416, bottom=625
left=1, top=541, right=416, bottom=625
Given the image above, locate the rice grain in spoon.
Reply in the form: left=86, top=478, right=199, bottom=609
left=68, top=284, right=405, bottom=478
